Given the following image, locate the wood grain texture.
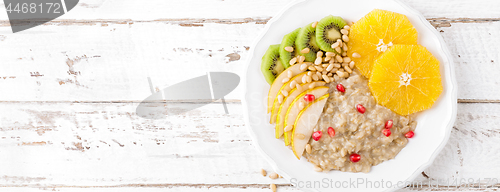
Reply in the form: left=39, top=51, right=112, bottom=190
left=0, top=103, right=499, bottom=190
left=0, top=22, right=499, bottom=101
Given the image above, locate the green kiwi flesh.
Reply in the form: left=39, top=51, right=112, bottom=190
left=261, top=44, right=285, bottom=84
left=316, top=15, right=347, bottom=54
left=295, top=23, right=321, bottom=62
left=279, top=28, right=301, bottom=68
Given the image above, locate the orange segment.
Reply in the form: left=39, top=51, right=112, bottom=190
left=348, top=9, right=418, bottom=78
left=369, top=45, right=443, bottom=116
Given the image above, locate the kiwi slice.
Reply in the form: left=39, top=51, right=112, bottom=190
left=316, top=15, right=347, bottom=54
left=261, top=44, right=285, bottom=84
left=295, top=23, right=321, bottom=62
left=279, top=28, right=301, bottom=68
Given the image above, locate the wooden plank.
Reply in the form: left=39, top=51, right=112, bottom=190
left=0, top=22, right=499, bottom=101
left=0, top=102, right=498, bottom=187
left=0, top=0, right=498, bottom=20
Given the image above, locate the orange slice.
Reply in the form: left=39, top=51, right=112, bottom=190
left=348, top=9, right=418, bottom=78
left=368, top=45, right=443, bottom=116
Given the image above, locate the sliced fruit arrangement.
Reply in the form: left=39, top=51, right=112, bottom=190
left=266, top=63, right=311, bottom=113
left=292, top=94, right=329, bottom=159
left=347, top=9, right=418, bottom=78
left=316, top=15, right=347, bottom=54
left=283, top=86, right=329, bottom=145
left=369, top=44, right=443, bottom=116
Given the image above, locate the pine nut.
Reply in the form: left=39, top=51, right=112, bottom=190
left=316, top=51, right=323, bottom=58
left=329, top=59, right=335, bottom=65
left=342, top=35, right=349, bottom=42
left=339, top=68, right=345, bottom=72
left=299, top=101, right=305, bottom=110
left=333, top=64, right=341, bottom=68
left=307, top=71, right=313, bottom=76
left=300, top=63, right=308, bottom=71
left=271, top=183, right=277, bottom=192
left=287, top=70, right=293, bottom=78
left=342, top=63, right=348, bottom=68
left=331, top=42, right=340, bottom=49
left=314, top=57, right=322, bottom=65
left=278, top=94, right=283, bottom=104
left=284, top=125, right=293, bottom=132
left=282, top=78, right=289, bottom=83
left=315, top=66, right=323, bottom=72
left=322, top=74, right=330, bottom=83
left=342, top=52, right=347, bottom=56
left=344, top=25, right=350, bottom=30
left=326, top=52, right=335, bottom=57
left=312, top=21, right=318, bottom=28
left=316, top=71, right=322, bottom=77
left=349, top=61, right=355, bottom=69
left=289, top=57, right=297, bottom=65
left=308, top=66, right=316, bottom=71
left=343, top=57, right=351, bottom=63
left=301, top=48, right=310, bottom=54
left=334, top=47, right=342, bottom=54
left=289, top=80, right=297, bottom=88
left=302, top=75, right=307, bottom=84
left=322, top=71, right=327, bottom=75
left=326, top=64, right=334, bottom=71
left=327, top=72, right=333, bottom=77
left=336, top=71, right=345, bottom=78
left=285, top=46, right=294, bottom=52
left=336, top=55, right=343, bottom=63
left=322, top=64, right=329, bottom=68
left=296, top=84, right=303, bottom=92
left=296, top=133, right=305, bottom=140
left=345, top=66, right=352, bottom=73
left=337, top=39, right=343, bottom=47
left=281, top=90, right=288, bottom=97
left=352, top=52, right=361, bottom=58
left=312, top=74, right=319, bottom=81
left=308, top=83, right=316, bottom=89
left=298, top=55, right=306, bottom=63
left=324, top=56, right=331, bottom=62
left=269, top=172, right=279, bottom=179
left=306, top=75, right=312, bottom=83
left=314, top=166, right=323, bottom=172
left=261, top=169, right=267, bottom=177
left=340, top=29, right=349, bottom=35
left=343, top=43, right=348, bottom=51
left=306, top=144, right=312, bottom=154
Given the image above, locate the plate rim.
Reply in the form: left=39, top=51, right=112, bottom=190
left=241, top=0, right=458, bottom=191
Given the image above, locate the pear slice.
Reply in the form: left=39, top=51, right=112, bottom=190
left=292, top=94, right=329, bottom=159
left=270, top=72, right=308, bottom=124
left=267, top=63, right=311, bottom=113
left=283, top=86, right=329, bottom=145
left=275, top=81, right=326, bottom=142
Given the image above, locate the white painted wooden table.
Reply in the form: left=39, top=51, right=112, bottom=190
left=0, top=0, right=499, bottom=191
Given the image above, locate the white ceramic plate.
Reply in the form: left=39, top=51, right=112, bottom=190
left=242, top=0, right=457, bottom=191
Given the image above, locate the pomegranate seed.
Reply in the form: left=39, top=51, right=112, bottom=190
left=356, top=104, right=365, bottom=114
left=336, top=84, right=345, bottom=93
left=304, top=94, right=315, bottom=102
left=327, top=127, right=335, bottom=137
left=385, top=120, right=393, bottom=129
left=350, top=153, right=361, bottom=162
left=382, top=129, right=391, bottom=137
left=405, top=131, right=415, bottom=138
left=312, top=131, right=322, bottom=141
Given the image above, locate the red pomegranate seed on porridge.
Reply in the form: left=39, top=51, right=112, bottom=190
left=350, top=153, right=361, bottom=162
left=312, top=131, right=322, bottom=141
left=405, top=131, right=415, bottom=138
left=327, top=127, right=335, bottom=137
left=382, top=129, right=391, bottom=137
left=385, top=120, right=393, bottom=129
left=356, top=104, right=365, bottom=114
left=304, top=94, right=315, bottom=102
left=336, top=84, right=345, bottom=92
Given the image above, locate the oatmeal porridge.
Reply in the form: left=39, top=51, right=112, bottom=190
left=304, top=70, right=417, bottom=173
